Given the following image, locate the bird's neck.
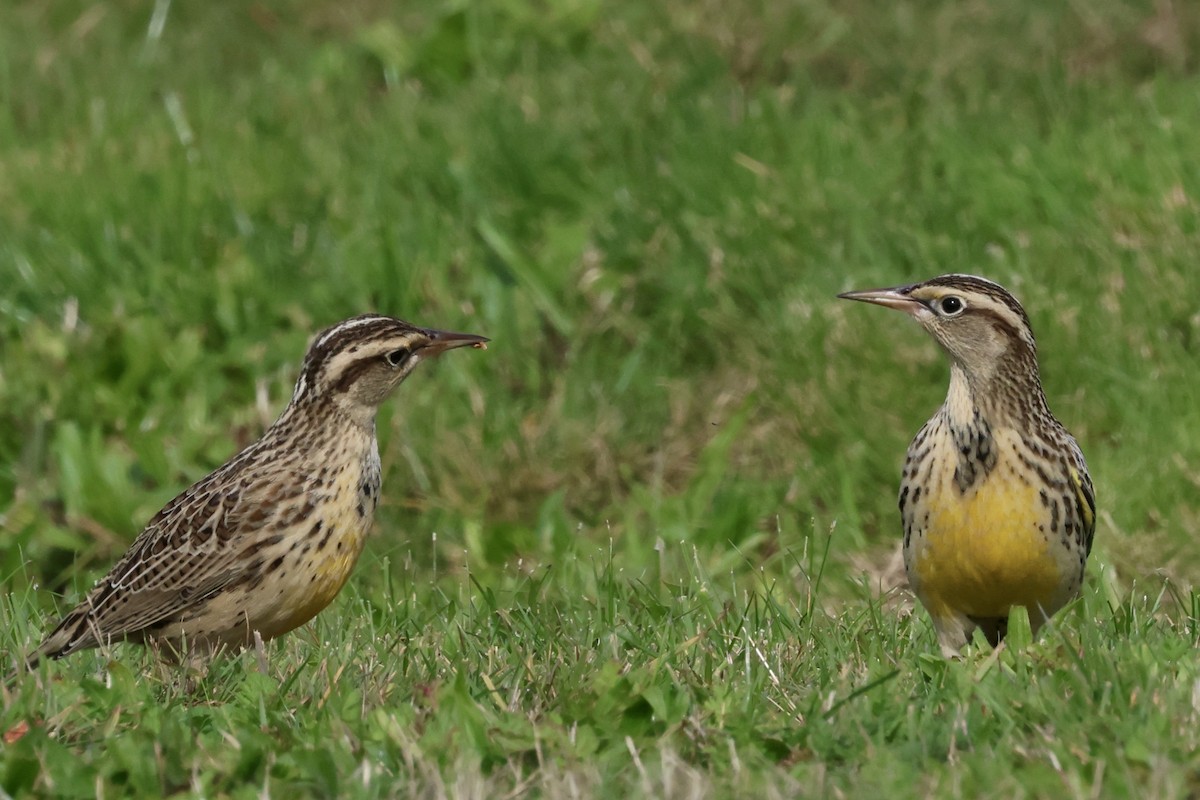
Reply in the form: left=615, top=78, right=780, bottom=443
left=269, top=396, right=378, bottom=442
left=945, top=354, right=1050, bottom=431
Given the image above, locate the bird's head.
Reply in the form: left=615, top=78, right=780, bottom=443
left=838, top=274, right=1037, bottom=384
left=292, top=314, right=488, bottom=421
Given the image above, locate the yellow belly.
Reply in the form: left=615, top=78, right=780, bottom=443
left=910, top=472, right=1063, bottom=620
left=262, top=529, right=368, bottom=638
left=251, top=469, right=377, bottom=640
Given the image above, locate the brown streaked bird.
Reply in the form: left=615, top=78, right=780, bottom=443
left=29, top=314, right=487, bottom=665
left=839, top=274, right=1095, bottom=656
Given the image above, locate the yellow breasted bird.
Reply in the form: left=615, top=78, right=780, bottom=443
left=839, top=275, right=1095, bottom=655
left=28, top=314, right=487, bottom=666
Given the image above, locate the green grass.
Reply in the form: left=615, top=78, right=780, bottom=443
left=2, top=0, right=1200, bottom=796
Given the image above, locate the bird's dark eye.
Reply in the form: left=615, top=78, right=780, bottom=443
left=384, top=347, right=411, bottom=367
left=939, top=296, right=964, bottom=315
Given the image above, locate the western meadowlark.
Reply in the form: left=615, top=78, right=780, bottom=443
left=28, top=314, right=487, bottom=665
left=839, top=274, right=1096, bottom=656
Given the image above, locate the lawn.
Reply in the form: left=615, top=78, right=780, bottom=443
left=2, top=1, right=1200, bottom=797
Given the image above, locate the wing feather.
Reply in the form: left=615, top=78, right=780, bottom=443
left=35, top=445, right=310, bottom=659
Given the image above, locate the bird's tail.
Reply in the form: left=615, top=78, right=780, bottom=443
left=4, top=645, right=45, bottom=685
left=6, top=610, right=92, bottom=683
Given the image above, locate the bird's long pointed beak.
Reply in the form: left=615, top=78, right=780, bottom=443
left=419, top=328, right=490, bottom=357
left=837, top=287, right=924, bottom=316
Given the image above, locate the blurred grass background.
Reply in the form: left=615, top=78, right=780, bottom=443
left=1, top=0, right=1199, bottom=796
left=2, top=0, right=1198, bottom=597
